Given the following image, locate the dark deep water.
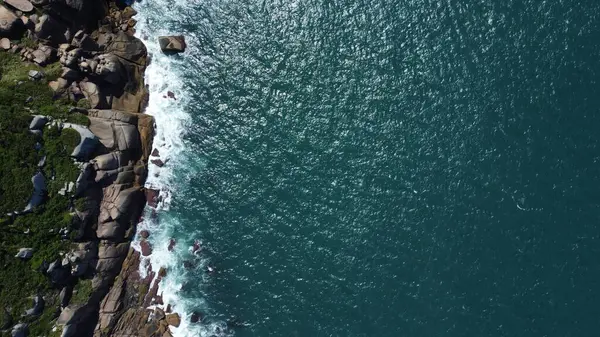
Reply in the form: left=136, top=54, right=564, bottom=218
left=137, top=0, right=600, bottom=335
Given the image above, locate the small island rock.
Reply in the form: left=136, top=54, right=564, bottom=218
left=158, top=36, right=186, bottom=53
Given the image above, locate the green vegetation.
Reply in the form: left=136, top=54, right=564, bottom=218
left=0, top=51, right=91, bottom=335
left=18, top=36, right=38, bottom=49
left=71, top=279, right=93, bottom=305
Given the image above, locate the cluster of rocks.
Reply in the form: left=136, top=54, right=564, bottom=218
left=56, top=108, right=154, bottom=336
left=1, top=0, right=193, bottom=335
left=107, top=6, right=138, bottom=35
left=1, top=0, right=150, bottom=113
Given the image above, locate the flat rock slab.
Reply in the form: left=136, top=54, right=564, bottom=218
left=4, top=0, right=34, bottom=12
left=158, top=36, right=186, bottom=53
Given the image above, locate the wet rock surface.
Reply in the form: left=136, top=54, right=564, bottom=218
left=158, top=36, right=186, bottom=53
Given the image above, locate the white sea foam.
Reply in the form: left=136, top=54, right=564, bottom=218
left=131, top=0, right=230, bottom=336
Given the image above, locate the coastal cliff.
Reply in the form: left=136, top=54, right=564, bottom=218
left=0, top=0, right=173, bottom=336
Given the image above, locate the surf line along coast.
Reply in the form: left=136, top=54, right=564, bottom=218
left=0, top=0, right=186, bottom=335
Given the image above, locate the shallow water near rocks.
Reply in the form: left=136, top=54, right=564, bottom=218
left=134, top=0, right=600, bottom=336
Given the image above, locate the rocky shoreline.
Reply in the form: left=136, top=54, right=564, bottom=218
left=0, top=0, right=184, bottom=336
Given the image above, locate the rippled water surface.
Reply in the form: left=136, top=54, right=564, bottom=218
left=136, top=0, right=600, bottom=336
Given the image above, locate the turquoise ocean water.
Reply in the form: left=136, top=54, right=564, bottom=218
left=133, top=0, right=600, bottom=336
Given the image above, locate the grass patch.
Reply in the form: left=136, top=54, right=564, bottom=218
left=0, top=50, right=87, bottom=336
left=71, top=279, right=93, bottom=305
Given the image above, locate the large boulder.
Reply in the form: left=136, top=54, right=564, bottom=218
left=59, top=286, right=73, bottom=308
left=32, top=45, right=57, bottom=66
left=95, top=53, right=124, bottom=84
left=92, top=152, right=127, bottom=171
left=24, top=172, right=46, bottom=212
left=15, top=248, right=34, bottom=259
left=59, top=47, right=81, bottom=68
left=46, top=260, right=71, bottom=286
left=0, top=5, right=24, bottom=37
left=4, top=0, right=33, bottom=13
left=38, top=0, right=107, bottom=30
left=158, top=36, right=186, bottom=53
left=137, top=114, right=155, bottom=161
left=24, top=294, right=45, bottom=316
left=105, top=31, right=147, bottom=65
left=79, top=81, right=107, bottom=109
left=166, top=313, right=180, bottom=327
left=29, top=115, right=48, bottom=130
left=11, top=323, right=28, bottom=337
left=62, top=123, right=98, bottom=161
left=34, top=14, right=68, bottom=44
left=88, top=111, right=141, bottom=152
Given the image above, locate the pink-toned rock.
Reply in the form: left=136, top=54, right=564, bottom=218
left=140, top=240, right=152, bottom=256
left=151, top=148, right=160, bottom=157
left=145, top=188, right=160, bottom=208
left=167, top=238, right=176, bottom=252
left=151, top=158, right=165, bottom=167
left=139, top=229, right=150, bottom=239
left=192, top=240, right=202, bottom=254
left=167, top=91, right=176, bottom=99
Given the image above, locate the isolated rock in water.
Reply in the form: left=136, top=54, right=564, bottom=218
left=15, top=248, right=33, bottom=259
left=140, top=240, right=152, bottom=256
left=63, top=123, right=99, bottom=161
left=4, top=0, right=34, bottom=13
left=29, top=115, right=48, bottom=130
left=150, top=158, right=165, bottom=167
left=139, top=229, right=150, bottom=239
left=0, top=37, right=10, bottom=50
left=0, top=5, right=23, bottom=37
left=190, top=311, right=202, bottom=323
left=166, top=313, right=181, bottom=327
left=24, top=171, right=46, bottom=212
left=24, top=294, right=44, bottom=316
left=11, top=323, right=28, bottom=337
left=192, top=240, right=202, bottom=254
left=158, top=36, right=186, bottom=53
left=145, top=188, right=159, bottom=207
